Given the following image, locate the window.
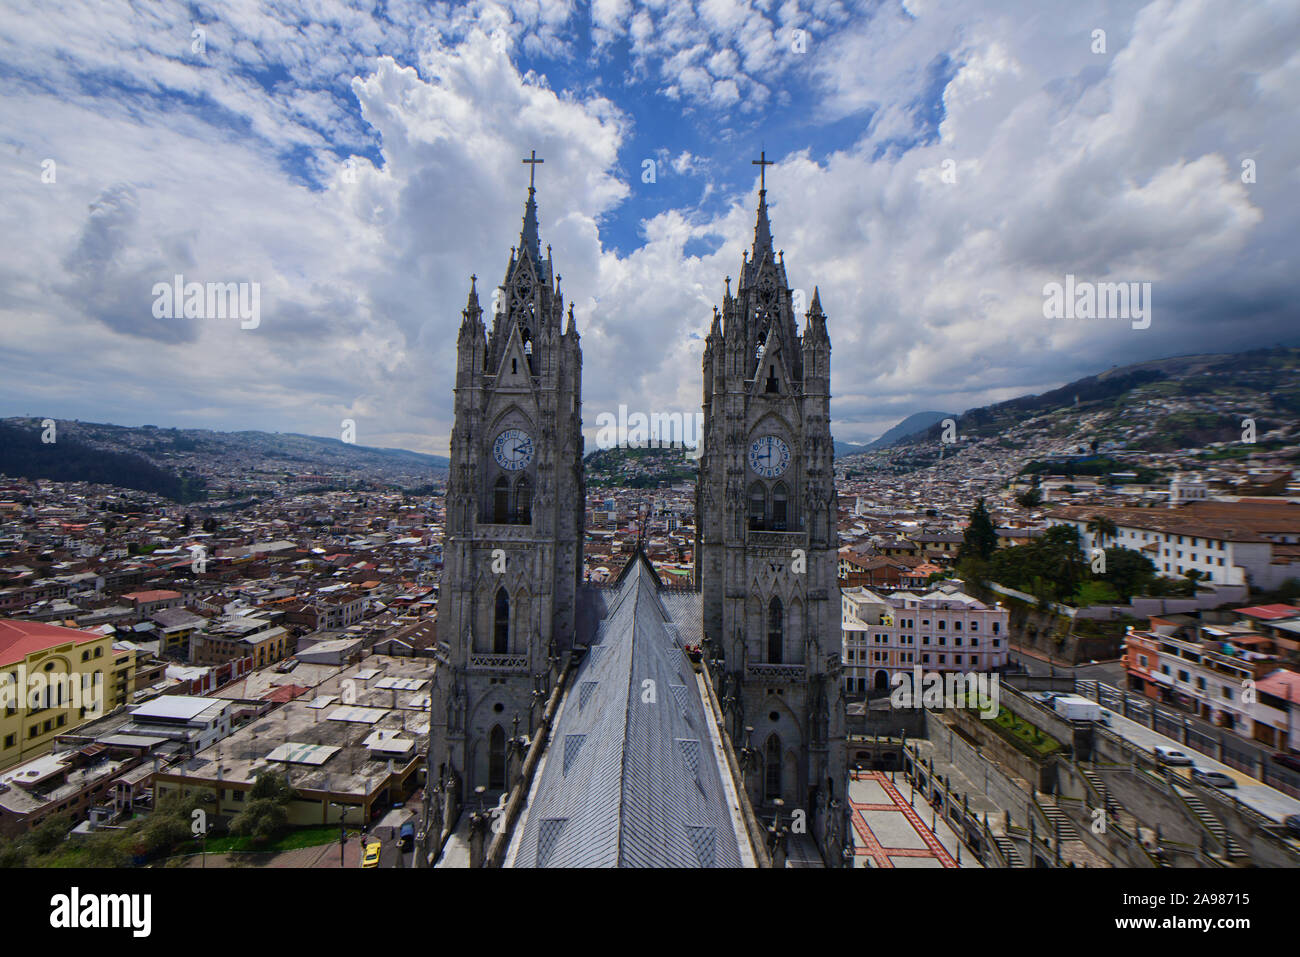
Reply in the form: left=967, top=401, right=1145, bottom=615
left=514, top=475, right=532, bottom=525
left=2, top=734, right=12, bottom=749
left=764, top=735, right=782, bottom=801
left=748, top=483, right=767, bottom=530
left=767, top=597, right=784, bottom=664
left=493, top=588, right=510, bottom=655
left=489, top=725, right=506, bottom=790
left=772, top=483, right=788, bottom=531
left=493, top=477, right=510, bottom=523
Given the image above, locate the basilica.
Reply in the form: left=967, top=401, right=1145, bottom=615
left=426, top=154, right=849, bottom=868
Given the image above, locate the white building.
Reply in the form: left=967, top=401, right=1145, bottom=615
left=1045, top=500, right=1300, bottom=589
left=841, top=584, right=1010, bottom=694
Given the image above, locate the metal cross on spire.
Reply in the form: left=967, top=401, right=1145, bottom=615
left=752, top=150, right=774, bottom=191
left=522, top=150, right=544, bottom=189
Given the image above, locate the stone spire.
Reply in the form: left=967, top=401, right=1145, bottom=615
left=520, top=186, right=541, bottom=264
left=752, top=189, right=773, bottom=262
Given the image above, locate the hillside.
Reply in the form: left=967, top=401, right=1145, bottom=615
left=0, top=418, right=448, bottom=501
left=584, top=445, right=698, bottom=489
left=864, top=411, right=953, bottom=451
left=838, top=348, right=1300, bottom=478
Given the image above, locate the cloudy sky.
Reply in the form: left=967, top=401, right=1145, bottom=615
left=1, top=0, right=1296, bottom=454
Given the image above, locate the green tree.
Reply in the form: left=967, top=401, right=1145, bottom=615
left=958, top=498, right=998, bottom=563
left=1098, top=547, right=1157, bottom=600
left=1015, top=474, right=1043, bottom=509
left=229, top=772, right=292, bottom=845
left=1086, top=514, right=1118, bottom=548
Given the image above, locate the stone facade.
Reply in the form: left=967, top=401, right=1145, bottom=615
left=432, top=182, right=585, bottom=796
left=694, top=181, right=849, bottom=865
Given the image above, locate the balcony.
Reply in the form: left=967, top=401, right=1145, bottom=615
left=468, top=653, right=529, bottom=674
left=745, top=529, right=808, bottom=551
left=746, top=663, right=806, bottom=683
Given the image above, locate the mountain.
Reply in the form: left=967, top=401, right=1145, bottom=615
left=837, top=348, right=1300, bottom=476
left=0, top=418, right=448, bottom=501
left=865, top=411, right=953, bottom=450
left=833, top=440, right=876, bottom=457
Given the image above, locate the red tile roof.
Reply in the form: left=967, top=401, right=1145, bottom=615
left=0, top=619, right=104, bottom=665
left=122, top=589, right=182, bottom=603
left=1257, top=669, right=1300, bottom=701
left=1237, top=604, right=1300, bottom=621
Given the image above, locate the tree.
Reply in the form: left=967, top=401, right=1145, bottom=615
left=958, top=498, right=998, bottom=563
left=229, top=771, right=292, bottom=845
left=1086, top=514, right=1118, bottom=549
left=1098, top=547, right=1156, bottom=600
left=1016, top=474, right=1043, bottom=509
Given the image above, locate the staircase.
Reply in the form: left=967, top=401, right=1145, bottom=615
left=993, top=834, right=1026, bottom=867
left=1038, top=799, right=1081, bottom=841
left=1080, top=766, right=1109, bottom=807
left=1179, top=788, right=1246, bottom=860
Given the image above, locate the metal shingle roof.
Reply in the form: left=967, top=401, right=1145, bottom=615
left=508, top=555, right=744, bottom=868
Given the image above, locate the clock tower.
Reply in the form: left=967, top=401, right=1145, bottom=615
left=696, top=158, right=849, bottom=865
left=432, top=155, right=585, bottom=800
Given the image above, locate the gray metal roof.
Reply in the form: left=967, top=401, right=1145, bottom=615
left=509, top=555, right=744, bottom=868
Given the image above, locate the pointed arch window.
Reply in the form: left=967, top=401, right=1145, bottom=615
left=489, top=725, right=506, bottom=790
left=764, top=735, right=782, bottom=802
left=514, top=475, right=532, bottom=525
left=748, top=483, right=767, bottom=531
left=772, top=482, right=788, bottom=531
left=493, top=477, right=510, bottom=523
left=494, top=588, right=509, bottom=654
left=767, top=597, right=784, bottom=664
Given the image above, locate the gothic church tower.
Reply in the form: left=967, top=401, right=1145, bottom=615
left=433, top=159, right=585, bottom=799
left=696, top=159, right=849, bottom=865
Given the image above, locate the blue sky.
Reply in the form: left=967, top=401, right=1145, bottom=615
left=1, top=0, right=1297, bottom=454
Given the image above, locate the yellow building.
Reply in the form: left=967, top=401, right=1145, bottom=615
left=0, top=619, right=135, bottom=771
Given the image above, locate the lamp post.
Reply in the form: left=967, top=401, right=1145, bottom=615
left=330, top=801, right=348, bottom=868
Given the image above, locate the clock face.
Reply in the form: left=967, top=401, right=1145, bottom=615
left=493, top=429, right=534, bottom=471
left=748, top=434, right=790, bottom=478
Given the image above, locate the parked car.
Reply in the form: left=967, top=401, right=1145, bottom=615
left=399, top=822, right=415, bottom=851
left=1154, top=746, right=1193, bottom=766
left=1272, top=752, right=1300, bottom=774
left=362, top=841, right=382, bottom=868
left=1191, top=767, right=1237, bottom=789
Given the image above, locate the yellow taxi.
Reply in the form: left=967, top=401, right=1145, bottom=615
left=361, top=841, right=382, bottom=868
